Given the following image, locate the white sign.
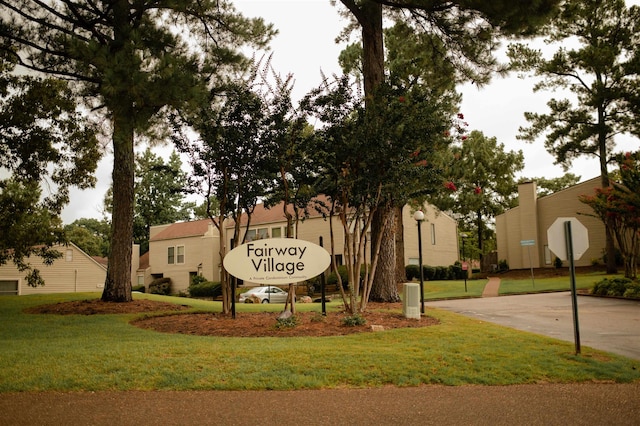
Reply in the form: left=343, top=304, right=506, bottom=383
left=223, top=239, right=331, bottom=285
left=547, top=217, right=589, bottom=261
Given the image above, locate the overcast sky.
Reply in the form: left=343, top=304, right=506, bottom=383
left=60, top=0, right=639, bottom=223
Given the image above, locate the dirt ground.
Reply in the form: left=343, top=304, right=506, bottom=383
left=26, top=299, right=437, bottom=337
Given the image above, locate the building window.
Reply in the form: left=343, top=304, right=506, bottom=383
left=544, top=245, right=552, bottom=265
left=271, top=227, right=282, bottom=238
left=408, top=258, right=420, bottom=266
left=430, top=223, right=436, bottom=245
left=65, top=249, right=73, bottom=262
left=246, top=229, right=256, bottom=241
left=177, top=245, right=185, bottom=264
left=168, top=247, right=175, bottom=264
left=137, top=275, right=144, bottom=286
left=257, top=228, right=269, bottom=239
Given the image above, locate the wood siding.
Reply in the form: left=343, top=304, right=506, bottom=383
left=0, top=244, right=106, bottom=295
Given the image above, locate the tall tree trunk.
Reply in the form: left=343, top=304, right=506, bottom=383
left=359, top=1, right=400, bottom=302
left=102, top=0, right=135, bottom=302
left=370, top=203, right=401, bottom=302
left=102, top=110, right=135, bottom=302
left=599, top=133, right=617, bottom=274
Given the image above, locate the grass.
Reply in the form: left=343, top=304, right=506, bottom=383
left=420, top=279, right=486, bottom=300
left=1, top=290, right=638, bottom=392
left=498, top=272, right=620, bottom=295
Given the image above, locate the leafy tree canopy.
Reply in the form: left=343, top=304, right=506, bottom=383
left=0, top=57, right=99, bottom=286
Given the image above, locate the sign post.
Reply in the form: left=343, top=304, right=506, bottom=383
left=547, top=217, right=589, bottom=355
left=520, top=239, right=536, bottom=288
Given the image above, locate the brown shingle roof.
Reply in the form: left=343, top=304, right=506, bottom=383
left=149, top=219, right=213, bottom=241
left=232, top=196, right=330, bottom=227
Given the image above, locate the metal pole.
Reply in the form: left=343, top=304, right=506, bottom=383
left=417, top=220, right=425, bottom=314
left=462, top=237, right=467, bottom=292
left=565, top=221, right=581, bottom=355
left=528, top=246, right=535, bottom=289
left=319, top=237, right=326, bottom=316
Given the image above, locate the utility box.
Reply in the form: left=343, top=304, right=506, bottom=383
left=403, top=283, right=421, bottom=319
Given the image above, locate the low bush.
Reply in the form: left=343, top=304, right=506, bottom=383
left=405, top=265, right=420, bottom=281
left=342, top=314, right=366, bottom=327
left=623, top=282, right=640, bottom=299
left=189, top=281, right=222, bottom=299
left=149, top=277, right=172, bottom=295
left=132, top=285, right=146, bottom=293
left=405, top=263, right=468, bottom=282
left=592, top=278, right=634, bottom=297
left=275, top=315, right=299, bottom=329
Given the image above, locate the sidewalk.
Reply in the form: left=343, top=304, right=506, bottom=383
left=482, top=276, right=501, bottom=297
left=2, top=383, right=639, bottom=425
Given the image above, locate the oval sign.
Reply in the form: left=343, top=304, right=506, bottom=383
left=223, top=239, right=331, bottom=285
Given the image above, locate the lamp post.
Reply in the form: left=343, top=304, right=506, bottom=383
left=460, top=233, right=468, bottom=292
left=414, top=210, right=425, bottom=314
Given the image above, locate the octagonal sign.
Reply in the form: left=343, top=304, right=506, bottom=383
left=547, top=217, right=589, bottom=261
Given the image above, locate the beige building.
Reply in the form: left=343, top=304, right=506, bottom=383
left=0, top=243, right=107, bottom=295
left=496, top=177, right=606, bottom=270
left=148, top=198, right=460, bottom=294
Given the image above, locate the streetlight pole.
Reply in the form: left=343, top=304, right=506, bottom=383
left=414, top=210, right=425, bottom=314
left=460, top=233, right=468, bottom=292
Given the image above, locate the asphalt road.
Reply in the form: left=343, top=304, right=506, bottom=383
left=426, top=292, right=640, bottom=360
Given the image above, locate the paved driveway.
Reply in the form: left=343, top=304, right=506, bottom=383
left=426, top=292, right=640, bottom=360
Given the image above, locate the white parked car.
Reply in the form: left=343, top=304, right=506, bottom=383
left=238, top=286, right=290, bottom=304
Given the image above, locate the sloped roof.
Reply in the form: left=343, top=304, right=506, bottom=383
left=138, top=251, right=150, bottom=270
left=149, top=219, right=213, bottom=242
left=231, top=196, right=330, bottom=227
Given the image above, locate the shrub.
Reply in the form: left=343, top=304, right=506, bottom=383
left=554, top=257, right=563, bottom=269
left=149, top=277, right=171, bottom=295
left=497, top=259, right=509, bottom=272
left=189, top=281, right=222, bottom=299
left=132, top=285, right=146, bottom=293
left=342, top=314, right=366, bottom=327
left=275, top=315, right=299, bottom=329
left=623, top=282, right=640, bottom=299
left=191, top=275, right=208, bottom=286
left=592, top=278, right=633, bottom=297
left=405, top=265, right=420, bottom=281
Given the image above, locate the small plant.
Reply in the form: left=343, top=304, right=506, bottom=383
left=310, top=312, right=326, bottom=323
left=554, top=257, right=563, bottom=269
left=275, top=315, right=299, bottom=329
left=342, top=314, right=366, bottom=327
left=497, top=259, right=509, bottom=272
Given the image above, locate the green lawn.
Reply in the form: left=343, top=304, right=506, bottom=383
left=1, top=291, right=638, bottom=392
left=498, top=272, right=619, bottom=295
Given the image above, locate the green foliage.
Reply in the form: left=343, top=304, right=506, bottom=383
left=64, top=218, right=111, bottom=257
left=405, top=265, right=420, bottom=281
left=592, top=278, right=636, bottom=297
left=274, top=315, right=299, bottom=329
left=149, top=278, right=172, bottom=296
left=132, top=285, right=146, bottom=293
left=527, top=174, right=582, bottom=197
left=509, top=0, right=639, bottom=174
left=1, top=0, right=275, bottom=303
left=580, top=152, right=640, bottom=279
left=497, top=260, right=509, bottom=272
left=341, top=314, right=367, bottom=327
left=554, top=257, right=563, bottom=269
left=188, top=281, right=222, bottom=299
left=0, top=63, right=100, bottom=286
